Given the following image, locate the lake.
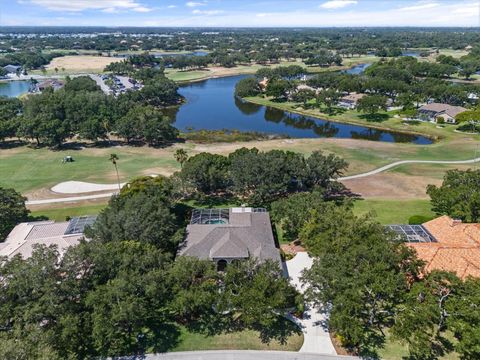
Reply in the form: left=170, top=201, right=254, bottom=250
left=174, top=75, right=432, bottom=144
left=0, top=80, right=31, bottom=97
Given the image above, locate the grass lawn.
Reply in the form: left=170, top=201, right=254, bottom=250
left=353, top=199, right=435, bottom=224
left=378, top=332, right=459, bottom=360
left=30, top=203, right=107, bottom=221
left=171, top=321, right=303, bottom=352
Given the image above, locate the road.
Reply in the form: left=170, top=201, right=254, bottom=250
left=115, top=350, right=358, bottom=359
left=25, top=157, right=480, bottom=205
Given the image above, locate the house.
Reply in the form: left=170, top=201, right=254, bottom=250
left=37, top=79, right=65, bottom=92
left=468, top=93, right=479, bottom=103
left=388, top=216, right=480, bottom=279
left=3, top=64, right=21, bottom=74
left=337, top=93, right=366, bottom=109
left=178, top=208, right=281, bottom=271
left=0, top=216, right=96, bottom=259
left=417, top=103, right=467, bottom=124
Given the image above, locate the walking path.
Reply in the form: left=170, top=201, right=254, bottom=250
left=25, top=157, right=480, bottom=205
left=285, top=252, right=337, bottom=355
left=338, top=157, right=480, bottom=181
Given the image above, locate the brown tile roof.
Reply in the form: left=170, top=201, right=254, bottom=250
left=408, top=216, right=480, bottom=279
left=340, top=92, right=366, bottom=103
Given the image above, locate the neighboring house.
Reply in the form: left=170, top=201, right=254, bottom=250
left=417, top=103, right=467, bottom=124
left=0, top=216, right=96, bottom=259
left=337, top=93, right=366, bottom=109
left=37, top=79, right=65, bottom=92
left=468, top=92, right=479, bottom=103
left=178, top=207, right=282, bottom=271
left=388, top=215, right=480, bottom=279
left=3, top=64, right=21, bottom=74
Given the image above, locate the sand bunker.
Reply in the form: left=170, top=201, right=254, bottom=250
left=51, top=181, right=125, bottom=194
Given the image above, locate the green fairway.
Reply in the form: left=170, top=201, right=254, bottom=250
left=353, top=199, right=435, bottom=224
left=0, top=146, right=180, bottom=194
left=31, top=203, right=107, bottom=221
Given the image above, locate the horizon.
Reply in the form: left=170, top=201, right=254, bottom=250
left=1, top=0, right=479, bottom=27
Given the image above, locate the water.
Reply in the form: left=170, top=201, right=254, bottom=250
left=0, top=80, right=31, bottom=97
left=402, top=51, right=421, bottom=57
left=174, top=75, right=432, bottom=144
left=343, top=63, right=371, bottom=74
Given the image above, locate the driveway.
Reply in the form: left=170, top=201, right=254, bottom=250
left=285, top=252, right=337, bottom=355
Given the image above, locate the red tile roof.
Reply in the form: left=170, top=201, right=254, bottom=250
left=408, top=216, right=480, bottom=279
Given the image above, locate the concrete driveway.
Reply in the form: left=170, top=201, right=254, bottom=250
left=285, top=252, right=337, bottom=355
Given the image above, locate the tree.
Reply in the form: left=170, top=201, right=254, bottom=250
left=216, top=259, right=300, bottom=328
left=265, top=79, right=292, bottom=100
left=427, top=169, right=480, bottom=222
left=109, top=153, right=121, bottom=192
left=447, top=277, right=480, bottom=359
left=180, top=153, right=230, bottom=194
left=86, top=185, right=182, bottom=256
left=0, top=97, right=22, bottom=141
left=391, top=271, right=461, bottom=359
left=0, top=187, right=29, bottom=241
left=174, top=149, right=188, bottom=168
left=270, top=191, right=327, bottom=242
left=305, top=150, right=348, bottom=189
left=301, top=207, right=422, bottom=352
left=357, top=95, right=387, bottom=116
left=234, top=77, right=260, bottom=98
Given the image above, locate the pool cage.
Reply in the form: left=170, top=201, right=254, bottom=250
left=190, top=209, right=230, bottom=225
left=386, top=224, right=437, bottom=243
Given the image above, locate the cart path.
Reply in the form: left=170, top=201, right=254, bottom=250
left=338, top=157, right=480, bottom=181
left=26, top=157, right=480, bottom=205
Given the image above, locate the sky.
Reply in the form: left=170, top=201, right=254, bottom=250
left=0, top=0, right=479, bottom=27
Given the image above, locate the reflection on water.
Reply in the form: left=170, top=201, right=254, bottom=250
left=174, top=75, right=432, bottom=144
left=0, top=80, right=31, bottom=97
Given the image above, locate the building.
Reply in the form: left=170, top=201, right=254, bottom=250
left=37, top=79, right=64, bottom=92
left=178, top=208, right=281, bottom=271
left=0, top=216, right=96, bottom=259
left=388, top=216, right=480, bottom=279
left=337, top=93, right=366, bottom=109
left=417, top=103, right=467, bottom=124
left=3, top=64, right=21, bottom=74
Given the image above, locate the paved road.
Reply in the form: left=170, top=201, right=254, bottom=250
left=115, top=350, right=358, bottom=359
left=25, top=157, right=480, bottom=205
left=285, top=253, right=337, bottom=355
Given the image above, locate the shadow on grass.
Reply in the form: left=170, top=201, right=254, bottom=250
left=359, top=113, right=389, bottom=122
left=255, top=317, right=303, bottom=345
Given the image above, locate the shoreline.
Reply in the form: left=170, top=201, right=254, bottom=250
left=242, top=96, right=440, bottom=142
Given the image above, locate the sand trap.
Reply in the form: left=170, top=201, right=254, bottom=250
left=51, top=181, right=126, bottom=194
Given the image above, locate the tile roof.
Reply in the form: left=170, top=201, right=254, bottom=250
left=408, top=216, right=480, bottom=279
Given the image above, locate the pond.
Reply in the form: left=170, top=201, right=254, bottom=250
left=0, top=80, right=31, bottom=97
left=174, top=75, right=432, bottom=144
left=343, top=63, right=371, bottom=74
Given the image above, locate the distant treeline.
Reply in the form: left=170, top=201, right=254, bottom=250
left=0, top=73, right=181, bottom=146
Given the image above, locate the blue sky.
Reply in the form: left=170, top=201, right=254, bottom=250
left=0, top=0, right=479, bottom=27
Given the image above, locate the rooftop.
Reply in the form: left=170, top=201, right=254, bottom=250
left=0, top=216, right=96, bottom=259
left=418, top=103, right=467, bottom=118
left=405, top=216, right=480, bottom=279
left=179, top=208, right=281, bottom=264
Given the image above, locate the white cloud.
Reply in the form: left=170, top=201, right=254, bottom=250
left=399, top=2, right=440, bottom=11
left=167, top=5, right=177, bottom=8
left=192, top=9, right=223, bottom=15
left=320, top=0, right=357, bottom=9
left=26, top=0, right=152, bottom=13
left=186, top=1, right=206, bottom=7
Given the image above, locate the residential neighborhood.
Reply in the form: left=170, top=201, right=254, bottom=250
left=1, top=2, right=480, bottom=360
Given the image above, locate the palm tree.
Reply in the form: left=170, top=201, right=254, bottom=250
left=109, top=154, right=121, bottom=192
left=174, top=149, right=188, bottom=168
